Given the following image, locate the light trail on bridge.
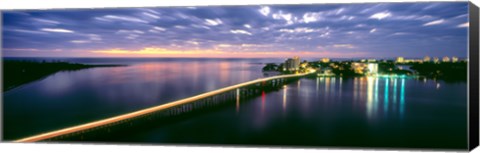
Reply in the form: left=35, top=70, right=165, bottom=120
left=15, top=73, right=311, bottom=142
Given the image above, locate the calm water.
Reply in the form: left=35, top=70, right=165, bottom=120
left=2, top=58, right=467, bottom=149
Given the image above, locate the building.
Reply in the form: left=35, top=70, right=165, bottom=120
left=367, top=63, right=378, bottom=75
left=320, top=58, right=330, bottom=63
left=285, top=56, right=300, bottom=71
left=404, top=59, right=423, bottom=63
left=433, top=57, right=440, bottom=63
left=300, top=60, right=309, bottom=68
left=396, top=57, right=405, bottom=63
left=351, top=62, right=377, bottom=75
left=442, top=56, right=450, bottom=62
left=351, top=62, right=368, bottom=74
left=293, top=56, right=300, bottom=68
left=423, top=56, right=431, bottom=62
left=452, top=56, right=458, bottom=63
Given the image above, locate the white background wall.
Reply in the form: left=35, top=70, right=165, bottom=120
left=0, top=0, right=478, bottom=153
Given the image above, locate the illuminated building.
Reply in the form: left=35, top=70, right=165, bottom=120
left=300, top=60, right=308, bottom=68
left=396, top=57, right=405, bottom=63
left=351, top=62, right=368, bottom=74
left=404, top=59, right=423, bottom=63
left=433, top=57, right=439, bottom=63
left=321, top=58, right=330, bottom=63
left=452, top=56, right=458, bottom=62
left=285, top=56, right=300, bottom=71
left=367, top=63, right=378, bottom=75
left=351, top=62, right=378, bottom=75
left=442, top=56, right=450, bottom=62
left=423, top=56, right=431, bottom=62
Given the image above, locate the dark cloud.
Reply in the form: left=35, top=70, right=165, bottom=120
left=2, top=2, right=469, bottom=58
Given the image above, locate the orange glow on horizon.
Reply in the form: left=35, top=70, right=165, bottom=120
left=89, top=47, right=367, bottom=58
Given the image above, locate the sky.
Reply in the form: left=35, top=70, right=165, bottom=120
left=1, top=2, right=469, bottom=58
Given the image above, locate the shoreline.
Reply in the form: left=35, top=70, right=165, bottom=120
left=2, top=60, right=126, bottom=92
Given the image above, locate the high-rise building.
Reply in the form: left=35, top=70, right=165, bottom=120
left=293, top=56, right=300, bottom=68
left=452, top=56, right=458, bottom=63
left=396, top=57, right=405, bottom=63
left=320, top=58, right=330, bottom=63
left=285, top=56, right=300, bottom=71
left=442, top=56, right=450, bottom=62
left=423, top=56, right=431, bottom=62
left=433, top=57, right=439, bottom=63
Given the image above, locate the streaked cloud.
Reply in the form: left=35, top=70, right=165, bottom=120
left=31, top=18, right=60, bottom=25
left=70, top=40, right=90, bottom=44
left=116, top=29, right=144, bottom=34
left=41, top=28, right=74, bottom=33
left=423, top=19, right=445, bottom=26
left=230, top=29, right=252, bottom=35
left=204, top=18, right=223, bottom=26
left=142, top=12, right=160, bottom=19
left=95, top=15, right=149, bottom=23
left=457, top=22, right=468, bottom=28
left=333, top=44, right=356, bottom=49
left=10, top=29, right=47, bottom=34
left=370, top=11, right=392, bottom=20
left=2, top=2, right=469, bottom=58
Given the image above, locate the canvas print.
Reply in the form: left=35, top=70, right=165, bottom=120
left=1, top=2, right=472, bottom=150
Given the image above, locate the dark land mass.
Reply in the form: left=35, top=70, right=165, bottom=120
left=410, top=62, right=467, bottom=82
left=3, top=60, right=125, bottom=92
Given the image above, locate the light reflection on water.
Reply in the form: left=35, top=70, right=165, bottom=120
left=3, top=58, right=467, bottom=148
left=350, top=77, right=409, bottom=120
left=117, top=75, right=467, bottom=148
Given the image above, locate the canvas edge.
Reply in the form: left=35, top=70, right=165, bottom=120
left=468, top=1, right=479, bottom=151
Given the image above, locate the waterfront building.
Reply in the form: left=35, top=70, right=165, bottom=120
left=424, top=56, right=431, bottom=62
left=285, top=56, right=300, bottom=71
left=300, top=60, right=309, bottom=68
left=320, top=58, right=330, bottom=63
left=452, top=56, right=458, bottom=63
left=442, top=56, right=450, bottom=62
left=293, top=56, right=300, bottom=68
left=367, top=63, right=378, bottom=75
left=433, top=57, right=440, bottom=63
left=404, top=59, right=423, bottom=63
left=396, top=57, right=405, bottom=63
left=351, top=62, right=368, bottom=74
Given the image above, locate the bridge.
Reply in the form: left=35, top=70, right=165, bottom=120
left=15, top=72, right=313, bottom=142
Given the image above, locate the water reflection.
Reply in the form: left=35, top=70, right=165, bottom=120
left=353, top=78, right=357, bottom=102
left=236, top=88, right=240, bottom=113
left=4, top=58, right=269, bottom=140
left=339, top=77, right=409, bottom=120
left=283, top=85, right=287, bottom=113
left=261, top=91, right=266, bottom=116
left=4, top=58, right=467, bottom=148
left=384, top=78, right=389, bottom=114
left=339, top=77, right=342, bottom=98
left=367, top=77, right=375, bottom=119
left=400, top=78, right=405, bottom=118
